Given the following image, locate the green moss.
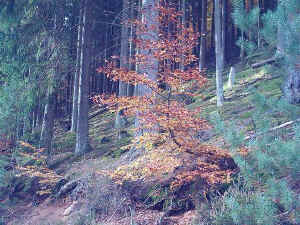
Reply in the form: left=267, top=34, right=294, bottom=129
left=240, top=111, right=253, bottom=119
left=257, top=77, right=282, bottom=95
left=53, top=132, right=76, bottom=153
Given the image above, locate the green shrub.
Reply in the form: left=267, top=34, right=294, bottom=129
left=198, top=184, right=277, bottom=225
left=199, top=91, right=300, bottom=225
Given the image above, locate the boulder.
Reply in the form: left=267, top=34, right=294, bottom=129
left=121, top=149, right=237, bottom=215
left=63, top=200, right=81, bottom=216
left=56, top=180, right=78, bottom=199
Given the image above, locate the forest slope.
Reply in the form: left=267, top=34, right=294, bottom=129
left=3, top=60, right=300, bottom=225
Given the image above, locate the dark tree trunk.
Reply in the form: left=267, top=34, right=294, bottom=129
left=221, top=0, right=226, bottom=64
left=75, top=0, right=92, bottom=155
left=284, top=66, right=300, bottom=104
left=116, top=0, right=130, bottom=138
left=240, top=0, right=246, bottom=59
left=211, top=0, right=215, bottom=53
left=199, top=0, right=207, bottom=71
left=71, top=3, right=83, bottom=132
left=40, top=86, right=56, bottom=154
left=214, top=0, right=224, bottom=107
left=179, top=0, right=186, bottom=71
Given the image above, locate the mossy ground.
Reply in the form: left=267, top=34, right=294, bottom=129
left=47, top=59, right=300, bottom=190
left=6, top=58, right=300, bottom=225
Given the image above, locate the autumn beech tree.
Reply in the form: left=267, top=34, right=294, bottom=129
left=94, top=2, right=233, bottom=187
left=96, top=1, right=206, bottom=152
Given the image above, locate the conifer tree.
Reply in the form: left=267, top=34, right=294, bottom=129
left=40, top=0, right=66, bottom=155
left=273, top=0, right=300, bottom=103
left=233, top=0, right=300, bottom=103
left=214, top=0, right=225, bottom=107
left=75, top=0, right=92, bottom=155
left=71, top=1, right=83, bottom=132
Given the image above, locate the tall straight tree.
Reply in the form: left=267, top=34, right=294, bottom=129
left=240, top=0, right=246, bottom=59
left=40, top=0, right=65, bottom=155
left=71, top=2, right=83, bottom=132
left=199, top=0, right=207, bottom=71
left=116, top=0, right=130, bottom=138
left=75, top=0, right=92, bottom=155
left=127, top=0, right=136, bottom=97
left=179, top=0, right=186, bottom=71
left=214, top=0, right=225, bottom=107
left=134, top=0, right=159, bottom=137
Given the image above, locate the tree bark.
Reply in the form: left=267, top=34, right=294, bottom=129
left=135, top=0, right=159, bottom=136
left=199, top=0, right=207, bottom=71
left=71, top=2, right=83, bottom=132
left=221, top=0, right=226, bottom=65
left=75, top=0, right=92, bottom=155
left=116, top=0, right=130, bottom=138
left=127, top=2, right=135, bottom=97
left=211, top=0, right=215, bottom=52
left=137, top=0, right=158, bottom=95
left=283, top=66, right=300, bottom=104
left=240, top=0, right=246, bottom=59
left=214, top=0, right=224, bottom=107
left=179, top=0, right=186, bottom=72
left=40, top=85, right=56, bottom=154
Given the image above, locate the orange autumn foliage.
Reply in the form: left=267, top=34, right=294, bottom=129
left=94, top=2, right=234, bottom=189
left=16, top=141, right=62, bottom=196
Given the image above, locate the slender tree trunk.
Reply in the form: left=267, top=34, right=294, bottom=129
left=257, top=0, right=261, bottom=48
left=126, top=0, right=136, bottom=97
left=71, top=3, right=83, bottom=132
left=32, top=109, right=36, bottom=131
left=221, top=0, right=226, bottom=65
left=75, top=0, right=92, bottom=155
left=102, top=23, right=109, bottom=94
left=199, top=0, right=207, bottom=71
left=179, top=0, right=186, bottom=71
left=214, top=0, right=224, bottom=107
left=40, top=85, right=56, bottom=154
left=248, top=0, right=254, bottom=41
left=240, top=0, right=246, bottom=59
left=116, top=0, right=130, bottom=138
left=36, top=103, right=43, bottom=128
left=211, top=0, right=215, bottom=53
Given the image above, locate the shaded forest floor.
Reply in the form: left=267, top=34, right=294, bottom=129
left=3, top=59, right=300, bottom=225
